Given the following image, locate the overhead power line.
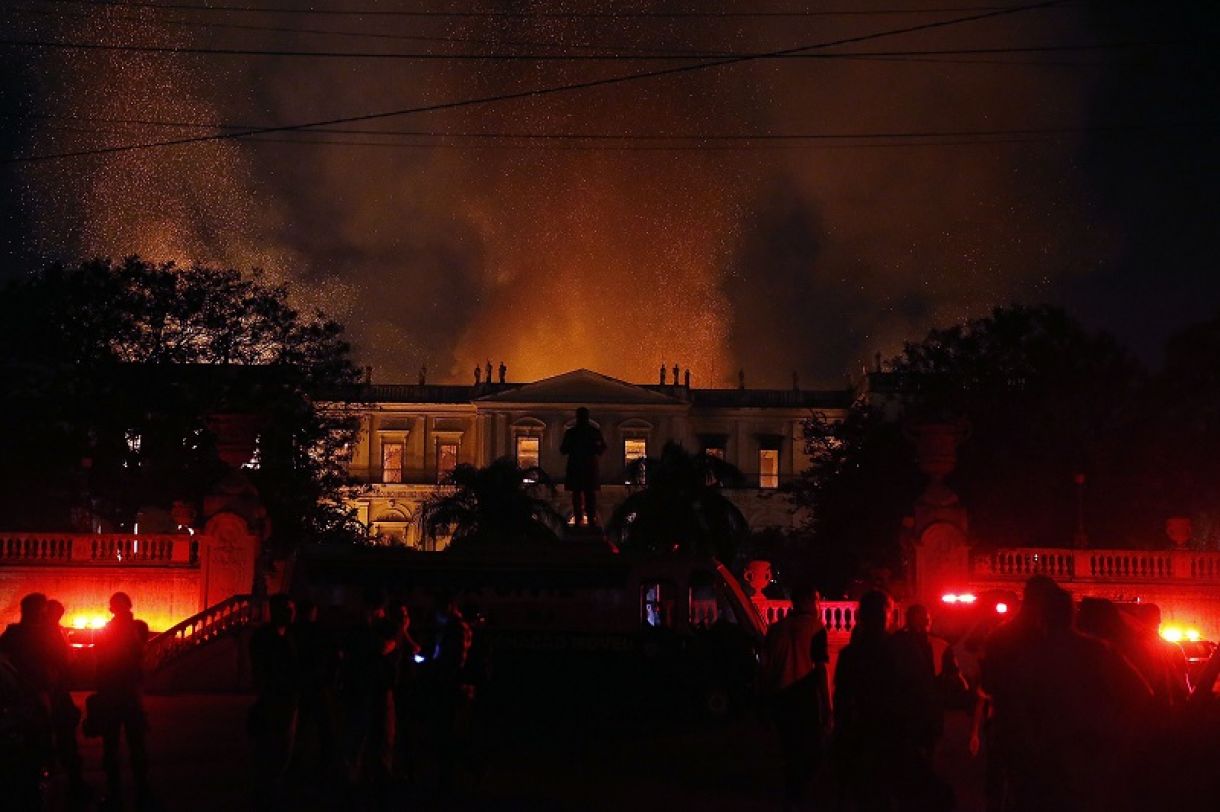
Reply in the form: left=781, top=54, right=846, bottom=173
left=25, top=113, right=1215, bottom=142
left=5, top=0, right=1070, bottom=164
left=0, top=37, right=1177, bottom=61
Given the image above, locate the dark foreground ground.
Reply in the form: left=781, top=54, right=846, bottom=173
left=72, top=693, right=984, bottom=811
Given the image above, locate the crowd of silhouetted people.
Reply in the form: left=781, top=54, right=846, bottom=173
left=248, top=589, right=482, bottom=811
left=6, top=576, right=1220, bottom=811
left=0, top=591, right=150, bottom=811
left=761, top=576, right=1220, bottom=811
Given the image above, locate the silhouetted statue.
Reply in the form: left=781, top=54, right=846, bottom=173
left=659, top=364, right=666, bottom=385
left=760, top=584, right=829, bottom=806
left=498, top=361, right=506, bottom=384
left=672, top=363, right=679, bottom=384
left=473, top=366, right=481, bottom=385
left=560, top=407, right=607, bottom=527
left=92, top=591, right=151, bottom=811
left=249, top=594, right=299, bottom=810
left=485, top=360, right=492, bottom=383
left=418, top=365, right=427, bottom=386
left=684, top=368, right=691, bottom=388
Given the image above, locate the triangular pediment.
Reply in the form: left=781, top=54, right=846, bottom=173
left=476, top=369, right=683, bottom=405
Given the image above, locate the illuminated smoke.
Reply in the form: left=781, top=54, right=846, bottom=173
left=12, top=1, right=1111, bottom=386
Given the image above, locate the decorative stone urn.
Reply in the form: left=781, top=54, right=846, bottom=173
left=205, top=413, right=262, bottom=468
left=1166, top=516, right=1193, bottom=549
left=905, top=420, right=972, bottom=604
left=743, top=560, right=773, bottom=595
left=906, top=420, right=972, bottom=508
left=171, top=499, right=197, bottom=531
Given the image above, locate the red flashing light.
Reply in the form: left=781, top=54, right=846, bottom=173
left=995, top=602, right=1009, bottom=614
left=941, top=593, right=977, bottom=605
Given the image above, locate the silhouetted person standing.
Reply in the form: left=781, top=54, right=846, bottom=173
left=339, top=589, right=393, bottom=789
left=44, top=598, right=88, bottom=802
left=890, top=604, right=944, bottom=759
left=760, top=584, right=829, bottom=807
left=291, top=598, right=336, bottom=777
left=1125, top=603, right=1189, bottom=706
left=1020, top=587, right=1151, bottom=812
left=834, top=590, right=899, bottom=811
left=387, top=602, right=422, bottom=780
left=93, top=591, right=150, bottom=811
left=249, top=594, right=299, bottom=810
left=560, top=407, right=606, bottom=527
left=0, top=592, right=53, bottom=807
left=0, top=592, right=52, bottom=700
left=426, top=590, right=474, bottom=794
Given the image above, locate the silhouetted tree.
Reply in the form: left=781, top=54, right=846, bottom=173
left=1140, top=310, right=1220, bottom=546
left=894, top=305, right=1145, bottom=548
left=791, top=305, right=1147, bottom=591
left=421, top=457, right=562, bottom=550
left=607, top=442, right=749, bottom=561
left=788, top=407, right=920, bottom=595
left=0, top=257, right=362, bottom=547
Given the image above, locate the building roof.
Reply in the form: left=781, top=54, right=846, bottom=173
left=476, top=369, right=684, bottom=406
left=336, top=369, right=853, bottom=410
left=678, top=387, right=852, bottom=410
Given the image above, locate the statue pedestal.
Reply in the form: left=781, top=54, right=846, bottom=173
left=906, top=422, right=972, bottom=603
left=199, top=512, right=258, bottom=609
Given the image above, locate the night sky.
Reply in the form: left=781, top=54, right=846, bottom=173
left=1, top=1, right=1217, bottom=386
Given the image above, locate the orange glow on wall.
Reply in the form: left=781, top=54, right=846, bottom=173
left=71, top=614, right=109, bottom=630
left=1, top=569, right=200, bottom=634
left=1160, top=625, right=1202, bottom=643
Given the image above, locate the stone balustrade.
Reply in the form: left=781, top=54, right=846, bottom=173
left=144, top=594, right=258, bottom=672
left=976, top=547, right=1220, bottom=583
left=692, top=596, right=866, bottom=634
left=0, top=533, right=197, bottom=566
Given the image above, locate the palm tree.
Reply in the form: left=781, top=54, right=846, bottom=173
left=608, top=442, right=749, bottom=561
left=421, top=456, right=564, bottom=550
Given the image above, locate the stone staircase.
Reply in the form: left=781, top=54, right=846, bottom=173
left=143, top=594, right=262, bottom=692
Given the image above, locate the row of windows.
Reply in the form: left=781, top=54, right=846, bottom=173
left=381, top=441, right=459, bottom=484
left=513, top=436, right=778, bottom=489
left=378, top=437, right=781, bottom=488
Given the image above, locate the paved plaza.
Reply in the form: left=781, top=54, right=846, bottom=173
left=70, top=692, right=985, bottom=810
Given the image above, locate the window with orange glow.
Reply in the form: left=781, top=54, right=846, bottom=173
left=624, top=438, right=647, bottom=484
left=382, top=441, right=403, bottom=484
left=759, top=449, right=779, bottom=489
left=437, top=443, right=459, bottom=482
left=516, top=436, right=541, bottom=473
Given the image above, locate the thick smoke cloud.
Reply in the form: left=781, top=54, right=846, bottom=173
left=5, top=1, right=1215, bottom=386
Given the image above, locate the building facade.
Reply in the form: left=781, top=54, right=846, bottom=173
left=339, top=369, right=852, bottom=547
